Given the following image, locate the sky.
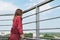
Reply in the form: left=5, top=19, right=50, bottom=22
left=0, top=0, right=60, bottom=33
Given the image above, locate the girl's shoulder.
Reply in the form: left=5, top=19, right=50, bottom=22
left=16, top=16, right=22, bottom=20
left=16, top=16, right=21, bottom=18
left=13, top=16, right=22, bottom=21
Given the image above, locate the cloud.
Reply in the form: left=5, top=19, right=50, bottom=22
left=0, top=1, right=19, bottom=13
left=0, top=0, right=19, bottom=21
left=29, top=0, right=45, bottom=2
left=29, top=0, right=33, bottom=2
left=40, top=4, right=51, bottom=11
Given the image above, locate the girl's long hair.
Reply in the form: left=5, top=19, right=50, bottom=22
left=13, top=9, right=23, bottom=20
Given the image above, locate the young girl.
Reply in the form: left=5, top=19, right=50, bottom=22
left=9, top=9, right=24, bottom=40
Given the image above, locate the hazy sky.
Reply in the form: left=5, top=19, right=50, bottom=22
left=0, top=0, right=60, bottom=33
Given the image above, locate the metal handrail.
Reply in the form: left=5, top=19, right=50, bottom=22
left=1, top=27, right=60, bottom=31
left=0, top=16, right=60, bottom=26
left=0, top=0, right=53, bottom=16
left=0, top=4, right=60, bottom=21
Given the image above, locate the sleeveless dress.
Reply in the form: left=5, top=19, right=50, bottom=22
left=9, top=16, right=23, bottom=40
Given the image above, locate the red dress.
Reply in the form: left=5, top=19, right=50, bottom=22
left=9, top=16, right=23, bottom=40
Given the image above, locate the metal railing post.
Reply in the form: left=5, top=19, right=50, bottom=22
left=36, top=6, right=40, bottom=40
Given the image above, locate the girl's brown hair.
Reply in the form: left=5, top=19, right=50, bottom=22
left=13, top=9, right=23, bottom=20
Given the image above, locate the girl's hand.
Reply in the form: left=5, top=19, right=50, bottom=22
left=20, top=34, right=24, bottom=39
